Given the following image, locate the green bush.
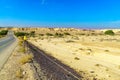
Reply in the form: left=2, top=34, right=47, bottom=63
left=39, top=34, right=44, bottom=36
left=0, top=30, right=8, bottom=35
left=55, top=33, right=64, bottom=37
left=46, top=33, right=53, bottom=36
left=64, top=32, right=70, bottom=35
left=29, top=31, right=35, bottom=37
left=74, top=57, right=80, bottom=60
left=16, top=68, right=24, bottom=78
left=19, top=54, right=33, bottom=65
left=104, top=30, right=115, bottom=35
left=15, top=32, right=28, bottom=37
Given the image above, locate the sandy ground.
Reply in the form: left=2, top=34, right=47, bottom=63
left=0, top=44, right=36, bottom=80
left=29, top=35, right=120, bottom=80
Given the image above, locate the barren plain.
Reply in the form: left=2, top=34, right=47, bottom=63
left=26, top=28, right=120, bottom=80
left=1, top=28, right=120, bottom=80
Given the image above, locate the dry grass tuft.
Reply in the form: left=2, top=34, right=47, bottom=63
left=74, top=57, right=80, bottom=60
left=95, top=64, right=100, bottom=67
left=79, top=48, right=84, bottom=50
left=118, top=65, right=120, bottom=69
left=66, top=40, right=74, bottom=43
left=18, top=39, right=24, bottom=46
left=19, top=54, right=33, bottom=65
left=106, top=68, right=109, bottom=71
left=87, top=49, right=92, bottom=52
left=104, top=50, right=109, bottom=52
left=16, top=68, right=24, bottom=78
left=18, top=47, right=25, bottom=53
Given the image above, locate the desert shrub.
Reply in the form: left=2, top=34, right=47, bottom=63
left=79, top=48, right=84, bottom=50
left=99, top=33, right=104, bottom=35
left=104, top=50, right=109, bottom=52
left=18, top=40, right=24, bottom=46
left=16, top=68, right=24, bottom=78
left=106, top=68, right=109, bottom=71
left=104, top=30, right=115, bottom=35
left=54, top=33, right=64, bottom=37
left=74, top=57, right=80, bottom=60
left=118, top=65, right=120, bottom=69
left=39, top=34, right=44, bottom=36
left=87, top=49, right=92, bottom=52
left=86, top=34, right=90, bottom=36
left=72, top=36, right=79, bottom=40
left=15, top=32, right=28, bottom=37
left=78, top=33, right=85, bottom=35
left=86, top=52, right=91, bottom=55
left=30, top=31, right=35, bottom=34
left=18, top=47, right=25, bottom=53
left=19, top=54, right=33, bottom=65
left=46, top=33, right=53, bottom=36
left=0, top=30, right=8, bottom=35
left=39, top=37, right=44, bottom=40
left=90, top=71, right=95, bottom=73
left=95, top=64, right=100, bottom=67
left=29, top=31, right=35, bottom=37
left=64, top=32, right=70, bottom=35
left=91, top=33, right=96, bottom=35
left=66, top=40, right=74, bottom=43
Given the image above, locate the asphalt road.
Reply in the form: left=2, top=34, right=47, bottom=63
left=0, top=31, right=17, bottom=70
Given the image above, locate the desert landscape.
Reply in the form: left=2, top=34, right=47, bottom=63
left=1, top=0, right=120, bottom=80
left=13, top=28, right=120, bottom=80
left=0, top=27, right=120, bottom=80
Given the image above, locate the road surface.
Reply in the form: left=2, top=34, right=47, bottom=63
left=0, top=31, right=17, bottom=70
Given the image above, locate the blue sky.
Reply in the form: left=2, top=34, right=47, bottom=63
left=0, top=0, right=120, bottom=28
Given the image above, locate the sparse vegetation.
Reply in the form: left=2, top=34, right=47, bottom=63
left=104, top=50, right=109, bottom=52
left=0, top=30, right=8, bottom=35
left=72, top=36, right=79, bottom=40
left=46, top=33, right=53, bottom=36
left=87, top=49, right=92, bottom=52
left=39, top=33, right=44, bottom=36
left=18, top=39, right=24, bottom=46
left=90, top=71, right=95, bottom=73
left=18, top=47, right=25, bottom=53
left=66, top=40, right=74, bottom=43
left=118, top=65, right=120, bottom=69
left=95, top=64, right=100, bottom=67
left=15, top=32, right=28, bottom=37
left=78, top=33, right=85, bottom=35
left=54, top=32, right=64, bottom=37
left=86, top=52, right=91, bottom=55
left=39, top=37, right=44, bottom=40
left=79, top=48, right=84, bottom=50
left=19, top=54, right=33, bottom=65
left=91, top=33, right=96, bottom=36
left=64, top=32, right=70, bottom=35
left=16, top=68, right=24, bottom=78
left=104, top=30, right=115, bottom=35
left=9, top=28, right=120, bottom=80
left=29, top=31, right=35, bottom=37
left=106, top=68, right=109, bottom=71
left=74, top=57, right=80, bottom=60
